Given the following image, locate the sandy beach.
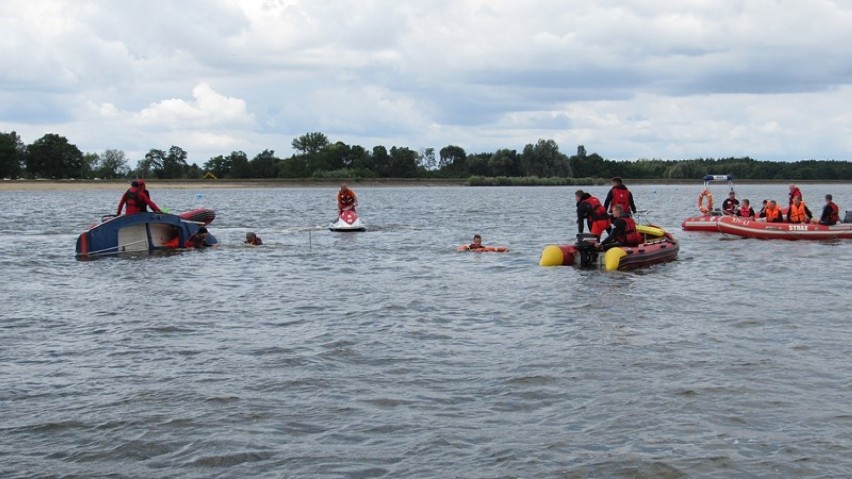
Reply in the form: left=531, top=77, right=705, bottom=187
left=0, top=179, right=466, bottom=191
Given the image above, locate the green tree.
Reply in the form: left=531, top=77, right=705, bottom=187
left=439, top=145, right=467, bottom=174
left=204, top=154, right=231, bottom=178
left=372, top=145, right=390, bottom=176
left=226, top=151, right=251, bottom=178
left=291, top=132, right=330, bottom=156
left=95, top=149, right=129, bottom=179
left=250, top=149, right=280, bottom=178
left=25, top=133, right=83, bottom=179
left=0, top=131, right=25, bottom=178
left=388, top=146, right=418, bottom=177
left=521, top=139, right=572, bottom=177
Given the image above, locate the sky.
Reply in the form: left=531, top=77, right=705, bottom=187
left=2, top=0, right=852, bottom=166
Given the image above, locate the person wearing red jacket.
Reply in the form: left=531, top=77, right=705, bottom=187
left=788, top=184, right=802, bottom=207
left=601, top=204, right=642, bottom=248
left=117, top=181, right=161, bottom=215
left=816, top=194, right=840, bottom=226
left=575, top=190, right=610, bottom=238
left=603, top=176, right=637, bottom=216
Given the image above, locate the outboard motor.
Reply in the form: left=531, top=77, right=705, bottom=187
left=575, top=233, right=599, bottom=268
left=844, top=211, right=852, bottom=224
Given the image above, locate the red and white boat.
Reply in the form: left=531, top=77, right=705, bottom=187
left=715, top=216, right=852, bottom=240
left=329, top=209, right=366, bottom=232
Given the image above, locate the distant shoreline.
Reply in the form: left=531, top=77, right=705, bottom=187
left=1, top=177, right=849, bottom=191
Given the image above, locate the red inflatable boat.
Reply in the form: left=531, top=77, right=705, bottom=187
left=715, top=216, right=852, bottom=240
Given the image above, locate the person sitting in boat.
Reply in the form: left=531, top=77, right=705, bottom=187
left=786, top=196, right=812, bottom=224
left=815, top=194, right=840, bottom=226
left=603, top=176, right=637, bottom=217
left=116, top=180, right=162, bottom=216
left=721, top=191, right=740, bottom=215
left=763, top=200, right=784, bottom=223
left=463, top=234, right=486, bottom=251
left=758, top=199, right=769, bottom=218
left=575, top=190, right=610, bottom=238
left=337, top=183, right=358, bottom=213
left=245, top=232, right=263, bottom=245
left=737, top=199, right=755, bottom=219
left=186, top=227, right=212, bottom=249
left=788, top=184, right=803, bottom=207
left=600, top=204, right=641, bottom=249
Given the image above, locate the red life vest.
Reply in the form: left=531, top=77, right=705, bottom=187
left=789, top=202, right=808, bottom=223
left=338, top=191, right=355, bottom=206
left=620, top=216, right=642, bottom=245
left=123, top=187, right=147, bottom=214
left=582, top=196, right=608, bottom=220
left=611, top=187, right=631, bottom=212
left=739, top=205, right=753, bottom=217
left=827, top=202, right=839, bottom=224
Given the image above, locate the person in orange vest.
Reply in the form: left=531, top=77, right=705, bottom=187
left=575, top=190, right=610, bottom=238
left=738, top=199, right=755, bottom=219
left=815, top=194, right=840, bottom=226
left=786, top=196, right=812, bottom=223
left=601, top=204, right=642, bottom=248
left=763, top=200, right=784, bottom=223
left=117, top=180, right=161, bottom=215
left=603, top=177, right=637, bottom=216
left=337, top=183, right=358, bottom=213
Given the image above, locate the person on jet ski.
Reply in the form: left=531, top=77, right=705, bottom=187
left=337, top=183, right=358, bottom=213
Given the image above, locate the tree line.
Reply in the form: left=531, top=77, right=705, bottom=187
left=3, top=130, right=852, bottom=181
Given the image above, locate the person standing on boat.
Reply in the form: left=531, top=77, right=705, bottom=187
left=738, top=199, right=756, bottom=219
left=116, top=180, right=161, bottom=215
left=575, top=190, right=610, bottom=238
left=337, top=183, right=358, bottom=213
left=786, top=196, right=812, bottom=223
left=601, top=204, right=641, bottom=249
left=788, top=184, right=803, bottom=207
left=603, top=177, right=636, bottom=217
left=763, top=200, right=784, bottom=223
left=815, top=194, right=840, bottom=226
left=721, top=191, right=740, bottom=215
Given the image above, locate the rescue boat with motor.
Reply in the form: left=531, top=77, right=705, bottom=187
left=75, top=208, right=218, bottom=259
left=714, top=215, right=852, bottom=240
left=329, top=210, right=366, bottom=232
left=683, top=174, right=744, bottom=231
left=539, top=225, right=679, bottom=270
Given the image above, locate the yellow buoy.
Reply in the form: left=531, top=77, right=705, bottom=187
left=636, top=224, right=664, bottom=239
left=539, top=245, right=566, bottom=266
left=603, top=247, right=627, bottom=271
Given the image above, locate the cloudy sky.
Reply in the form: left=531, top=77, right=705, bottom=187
left=2, top=0, right=852, bottom=166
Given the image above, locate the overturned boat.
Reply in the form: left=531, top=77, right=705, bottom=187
left=715, top=216, right=852, bottom=240
left=75, top=208, right=217, bottom=259
left=540, top=225, right=679, bottom=271
left=329, top=210, right=366, bottom=232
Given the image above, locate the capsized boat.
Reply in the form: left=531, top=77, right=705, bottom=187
left=76, top=208, right=217, bottom=259
left=329, top=210, right=366, bottom=232
left=539, top=225, right=679, bottom=271
left=456, top=245, right=509, bottom=253
left=715, top=216, right=852, bottom=240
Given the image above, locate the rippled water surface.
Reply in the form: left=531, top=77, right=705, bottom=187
left=2, top=183, right=851, bottom=478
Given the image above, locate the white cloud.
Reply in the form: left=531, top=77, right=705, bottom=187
left=2, top=0, right=852, bottom=162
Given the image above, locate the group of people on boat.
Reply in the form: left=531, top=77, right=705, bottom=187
left=575, top=177, right=642, bottom=248
left=720, top=184, right=841, bottom=226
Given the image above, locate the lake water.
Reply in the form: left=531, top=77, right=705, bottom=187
left=1, top=183, right=851, bottom=478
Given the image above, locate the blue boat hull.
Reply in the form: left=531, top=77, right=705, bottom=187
left=76, top=211, right=218, bottom=259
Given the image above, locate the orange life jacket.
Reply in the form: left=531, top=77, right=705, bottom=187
left=789, top=202, right=808, bottom=223
left=338, top=190, right=355, bottom=207
left=827, top=202, right=839, bottom=224
left=765, top=207, right=782, bottom=222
